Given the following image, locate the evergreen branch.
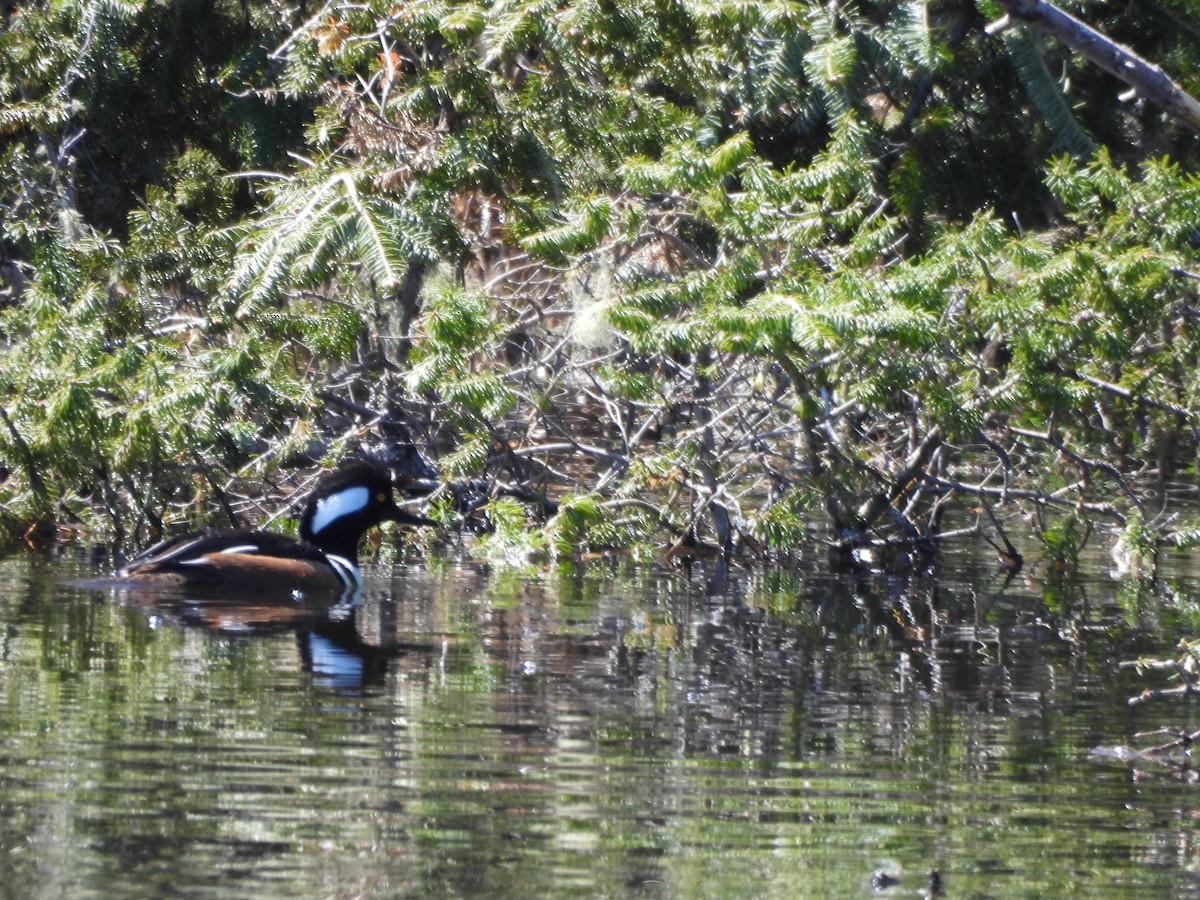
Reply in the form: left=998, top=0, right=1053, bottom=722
left=1004, top=30, right=1096, bottom=156
left=0, top=403, right=47, bottom=503
left=340, top=175, right=404, bottom=289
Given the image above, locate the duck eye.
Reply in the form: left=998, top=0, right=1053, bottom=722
left=376, top=492, right=388, bottom=503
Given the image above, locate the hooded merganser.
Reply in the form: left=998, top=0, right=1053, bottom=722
left=116, top=460, right=432, bottom=592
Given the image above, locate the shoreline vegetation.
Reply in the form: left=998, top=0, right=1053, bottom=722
left=4, top=0, right=1200, bottom=575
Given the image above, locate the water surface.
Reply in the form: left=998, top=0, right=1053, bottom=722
left=0, top=549, right=1198, bottom=897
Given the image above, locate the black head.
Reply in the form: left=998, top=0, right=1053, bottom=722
left=299, top=460, right=432, bottom=561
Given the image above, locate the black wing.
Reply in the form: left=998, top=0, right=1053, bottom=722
left=122, top=529, right=328, bottom=574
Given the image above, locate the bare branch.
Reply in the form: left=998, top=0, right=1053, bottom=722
left=996, top=0, right=1200, bottom=132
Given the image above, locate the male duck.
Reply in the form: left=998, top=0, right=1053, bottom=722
left=117, top=460, right=432, bottom=592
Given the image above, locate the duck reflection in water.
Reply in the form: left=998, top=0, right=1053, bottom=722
left=120, top=585, right=434, bottom=692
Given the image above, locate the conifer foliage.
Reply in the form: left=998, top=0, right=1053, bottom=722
left=2, top=0, right=1200, bottom=567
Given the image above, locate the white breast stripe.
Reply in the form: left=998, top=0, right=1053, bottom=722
left=178, top=557, right=211, bottom=567
left=324, top=553, right=362, bottom=589
left=310, top=486, right=370, bottom=537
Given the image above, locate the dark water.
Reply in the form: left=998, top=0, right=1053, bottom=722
left=1, top=548, right=1200, bottom=898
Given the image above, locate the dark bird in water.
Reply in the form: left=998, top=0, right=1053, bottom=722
left=115, top=460, right=433, bottom=593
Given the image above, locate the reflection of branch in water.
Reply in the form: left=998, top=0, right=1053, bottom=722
left=1128, top=684, right=1199, bottom=706
left=1116, top=648, right=1200, bottom=773
left=1132, top=727, right=1200, bottom=755
left=1122, top=653, right=1200, bottom=707
left=1092, top=742, right=1200, bottom=785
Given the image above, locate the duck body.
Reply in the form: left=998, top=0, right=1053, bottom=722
left=118, top=530, right=356, bottom=592
left=116, top=460, right=431, bottom=593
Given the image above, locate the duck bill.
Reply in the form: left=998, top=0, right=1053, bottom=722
left=388, top=504, right=436, bottom=528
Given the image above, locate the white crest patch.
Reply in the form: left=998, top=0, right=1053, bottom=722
left=309, top=486, right=371, bottom=537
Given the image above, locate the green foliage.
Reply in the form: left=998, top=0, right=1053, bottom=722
left=756, top=501, right=809, bottom=551
left=126, top=149, right=237, bottom=293
left=544, top=493, right=605, bottom=559
left=1041, top=513, right=1092, bottom=579
left=1003, top=30, right=1096, bottom=158
left=408, top=284, right=516, bottom=432
left=4, top=0, right=1200, bottom=566
left=227, top=165, right=438, bottom=316
left=474, top=496, right=542, bottom=564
